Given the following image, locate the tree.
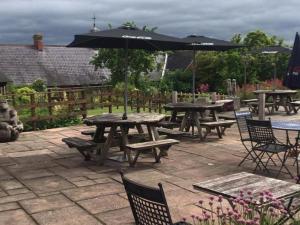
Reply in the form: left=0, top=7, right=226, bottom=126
left=90, top=22, right=158, bottom=89
left=192, top=30, right=289, bottom=91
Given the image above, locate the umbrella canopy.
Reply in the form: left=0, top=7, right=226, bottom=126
left=68, top=25, right=188, bottom=119
left=180, top=35, right=242, bottom=102
left=254, top=45, right=291, bottom=54
left=182, top=35, right=242, bottom=51
left=284, top=32, right=300, bottom=89
left=68, top=25, right=187, bottom=50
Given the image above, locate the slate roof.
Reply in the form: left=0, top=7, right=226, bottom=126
left=0, top=45, right=110, bottom=86
left=166, top=51, right=193, bottom=71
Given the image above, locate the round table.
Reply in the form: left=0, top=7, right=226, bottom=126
left=272, top=120, right=300, bottom=176
left=272, top=121, right=300, bottom=131
left=83, top=113, right=165, bottom=164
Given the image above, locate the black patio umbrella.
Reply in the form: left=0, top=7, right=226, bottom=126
left=68, top=25, right=188, bottom=119
left=284, top=32, right=300, bottom=89
left=255, top=46, right=291, bottom=90
left=181, top=35, right=242, bottom=102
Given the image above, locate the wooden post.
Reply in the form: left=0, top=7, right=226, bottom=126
left=30, top=93, right=36, bottom=130
left=158, top=93, right=162, bottom=113
left=81, top=89, right=87, bottom=118
left=258, top=93, right=265, bottom=120
left=142, top=93, right=146, bottom=111
left=100, top=91, right=103, bottom=109
left=172, top=91, right=178, bottom=103
left=47, top=89, right=53, bottom=121
left=108, top=93, right=112, bottom=113
left=136, top=91, right=140, bottom=113
left=148, top=96, right=152, bottom=112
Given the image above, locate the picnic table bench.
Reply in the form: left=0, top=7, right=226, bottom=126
left=290, top=100, right=300, bottom=113
left=62, top=137, right=96, bottom=161
left=125, top=139, right=179, bottom=166
left=200, top=120, right=236, bottom=139
left=157, top=127, right=188, bottom=138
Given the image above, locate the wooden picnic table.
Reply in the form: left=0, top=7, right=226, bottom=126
left=253, top=90, right=297, bottom=114
left=193, top=172, right=300, bottom=224
left=83, top=113, right=165, bottom=164
left=164, top=102, right=230, bottom=140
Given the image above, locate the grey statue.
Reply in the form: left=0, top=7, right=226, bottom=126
left=0, top=100, right=23, bottom=142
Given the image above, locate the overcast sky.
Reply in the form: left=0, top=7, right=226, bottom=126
left=0, top=0, right=299, bottom=46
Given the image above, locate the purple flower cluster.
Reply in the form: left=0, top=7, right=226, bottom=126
left=197, top=83, right=209, bottom=93
left=183, top=190, right=293, bottom=225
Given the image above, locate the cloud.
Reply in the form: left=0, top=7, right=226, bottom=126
left=0, top=0, right=299, bottom=45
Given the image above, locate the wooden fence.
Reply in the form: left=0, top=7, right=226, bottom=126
left=0, top=86, right=227, bottom=130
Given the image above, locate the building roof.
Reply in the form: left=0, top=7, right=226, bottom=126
left=166, top=50, right=193, bottom=71
left=0, top=44, right=110, bottom=86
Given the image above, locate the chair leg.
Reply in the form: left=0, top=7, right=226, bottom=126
left=239, top=143, right=258, bottom=167
left=254, top=151, right=271, bottom=173
left=277, top=152, right=293, bottom=178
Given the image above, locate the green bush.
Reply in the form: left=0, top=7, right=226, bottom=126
left=31, top=79, right=46, bottom=92
left=15, top=87, right=36, bottom=104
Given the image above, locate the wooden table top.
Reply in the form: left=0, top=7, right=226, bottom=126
left=164, top=102, right=224, bottom=111
left=253, top=90, right=297, bottom=95
left=84, top=113, right=165, bottom=126
left=193, top=172, right=300, bottom=200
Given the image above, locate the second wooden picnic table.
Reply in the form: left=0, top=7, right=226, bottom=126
left=253, top=90, right=297, bottom=114
left=164, top=102, right=227, bottom=140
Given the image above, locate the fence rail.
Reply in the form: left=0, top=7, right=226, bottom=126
left=0, top=86, right=227, bottom=130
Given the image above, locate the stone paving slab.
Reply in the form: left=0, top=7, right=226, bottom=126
left=95, top=207, right=134, bottom=225
left=32, top=206, right=103, bottom=225
left=0, top=209, right=36, bottom=225
left=78, top=194, right=129, bottom=214
left=23, top=176, right=75, bottom=194
left=0, top=112, right=299, bottom=224
left=20, top=194, right=74, bottom=214
left=62, top=182, right=124, bottom=201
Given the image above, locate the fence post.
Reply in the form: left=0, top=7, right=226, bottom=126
left=258, top=93, right=265, bottom=120
left=142, top=93, right=146, bottom=111
left=158, top=93, right=162, bottom=113
left=47, top=89, right=53, bottom=121
left=30, top=93, right=36, bottom=130
left=81, top=89, right=87, bottom=118
left=100, top=91, right=103, bottom=109
left=172, top=91, right=178, bottom=103
left=136, top=91, right=140, bottom=113
left=148, top=94, right=152, bottom=112
left=108, top=93, right=112, bottom=113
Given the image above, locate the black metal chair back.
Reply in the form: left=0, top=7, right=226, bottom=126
left=120, top=172, right=174, bottom=225
left=246, top=119, right=275, bottom=145
left=234, top=111, right=253, bottom=141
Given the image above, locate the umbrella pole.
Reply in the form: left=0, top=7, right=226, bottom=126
left=123, top=39, right=129, bottom=120
left=243, top=56, right=247, bottom=98
left=273, top=54, right=277, bottom=91
left=192, top=48, right=196, bottom=103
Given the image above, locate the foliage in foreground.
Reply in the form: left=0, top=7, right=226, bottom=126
left=184, top=191, right=299, bottom=225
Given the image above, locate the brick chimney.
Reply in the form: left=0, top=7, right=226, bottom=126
left=33, top=33, right=43, bottom=51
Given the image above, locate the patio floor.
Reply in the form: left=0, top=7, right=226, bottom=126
left=0, top=112, right=299, bottom=225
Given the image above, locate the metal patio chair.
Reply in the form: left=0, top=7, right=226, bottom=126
left=246, top=119, right=293, bottom=177
left=120, top=172, right=190, bottom=225
left=234, top=111, right=256, bottom=166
